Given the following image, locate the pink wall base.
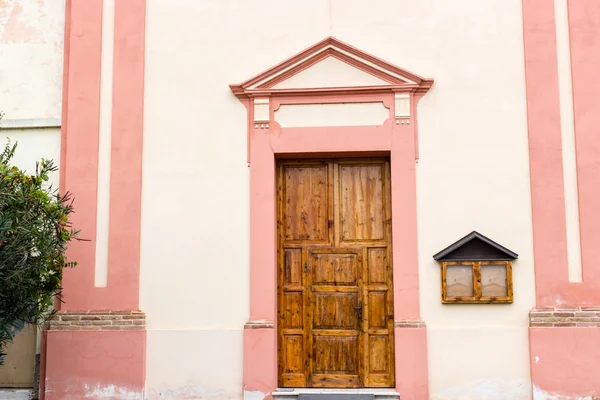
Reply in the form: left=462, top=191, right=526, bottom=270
left=522, top=1, right=600, bottom=397
left=43, top=331, right=146, bottom=399
left=530, top=328, right=600, bottom=399
left=244, top=327, right=277, bottom=398
left=394, top=327, right=429, bottom=400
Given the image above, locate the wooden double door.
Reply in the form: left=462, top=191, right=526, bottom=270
left=277, top=158, right=395, bottom=388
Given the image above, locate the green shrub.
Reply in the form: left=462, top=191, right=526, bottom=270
left=0, top=136, right=80, bottom=365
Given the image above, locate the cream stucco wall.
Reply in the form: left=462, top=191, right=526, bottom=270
left=0, top=0, right=63, bottom=199
left=0, top=0, right=65, bottom=120
left=140, top=1, right=534, bottom=399
left=0, top=128, right=61, bottom=187
left=0, top=0, right=64, bottom=264
left=406, top=2, right=533, bottom=398
left=0, top=0, right=63, bottom=166
left=140, top=1, right=330, bottom=398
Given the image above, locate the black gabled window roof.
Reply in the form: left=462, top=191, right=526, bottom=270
left=433, top=231, right=518, bottom=262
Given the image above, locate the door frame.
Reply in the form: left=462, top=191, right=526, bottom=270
left=230, top=37, right=433, bottom=399
left=276, top=158, right=396, bottom=388
left=240, top=93, right=429, bottom=398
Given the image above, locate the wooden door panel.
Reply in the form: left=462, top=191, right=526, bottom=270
left=368, top=292, right=387, bottom=329
left=312, top=335, right=361, bottom=387
left=278, top=158, right=394, bottom=388
left=368, top=248, right=387, bottom=284
left=339, top=164, right=385, bottom=242
left=314, top=293, right=359, bottom=329
left=364, top=245, right=394, bottom=387
left=281, top=333, right=305, bottom=387
left=283, top=292, right=303, bottom=328
left=312, top=253, right=358, bottom=285
left=283, top=335, right=304, bottom=372
left=309, top=248, right=362, bottom=386
left=313, top=336, right=359, bottom=373
left=283, top=165, right=329, bottom=242
left=311, top=374, right=361, bottom=388
left=283, top=249, right=302, bottom=286
left=279, top=247, right=308, bottom=386
left=369, top=336, right=390, bottom=373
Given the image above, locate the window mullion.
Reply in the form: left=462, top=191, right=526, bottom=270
left=473, top=262, right=482, bottom=299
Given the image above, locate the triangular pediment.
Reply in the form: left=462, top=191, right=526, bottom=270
left=230, top=37, right=433, bottom=97
left=272, top=56, right=390, bottom=89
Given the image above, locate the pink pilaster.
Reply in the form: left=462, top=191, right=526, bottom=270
left=41, top=0, right=147, bottom=398
left=523, top=0, right=600, bottom=397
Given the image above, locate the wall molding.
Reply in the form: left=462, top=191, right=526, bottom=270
left=0, top=118, right=61, bottom=130
left=244, top=320, right=275, bottom=329
left=530, top=307, right=600, bottom=327
left=45, top=310, right=146, bottom=331
left=395, top=319, right=426, bottom=328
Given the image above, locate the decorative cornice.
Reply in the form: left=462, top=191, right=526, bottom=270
left=231, top=84, right=429, bottom=99
left=229, top=37, right=433, bottom=99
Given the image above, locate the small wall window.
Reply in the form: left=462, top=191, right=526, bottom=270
left=441, top=260, right=513, bottom=303
left=433, top=231, right=517, bottom=304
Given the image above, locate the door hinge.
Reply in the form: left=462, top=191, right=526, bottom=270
left=304, top=262, right=308, bottom=273
left=304, top=360, right=309, bottom=370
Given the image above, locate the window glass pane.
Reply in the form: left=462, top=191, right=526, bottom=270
left=481, top=264, right=508, bottom=297
left=446, top=265, right=473, bottom=297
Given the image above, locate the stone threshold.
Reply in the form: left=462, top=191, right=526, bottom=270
left=273, top=388, right=400, bottom=399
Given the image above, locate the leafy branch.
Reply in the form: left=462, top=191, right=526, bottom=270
left=0, top=132, right=80, bottom=365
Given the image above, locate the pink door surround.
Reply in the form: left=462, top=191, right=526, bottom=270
left=230, top=37, right=433, bottom=399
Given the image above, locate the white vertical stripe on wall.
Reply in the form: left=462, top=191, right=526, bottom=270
left=554, top=0, right=583, bottom=283
left=94, top=0, right=115, bottom=288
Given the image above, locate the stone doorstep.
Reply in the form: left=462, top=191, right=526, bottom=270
left=273, top=388, right=400, bottom=400
left=0, top=388, right=33, bottom=400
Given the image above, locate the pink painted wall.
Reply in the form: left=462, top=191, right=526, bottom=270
left=530, top=328, right=600, bottom=398
left=394, top=328, right=429, bottom=400
left=42, top=0, right=147, bottom=398
left=104, top=0, right=146, bottom=310
left=44, top=331, right=146, bottom=399
left=248, top=129, right=277, bottom=323
left=243, top=329, right=277, bottom=397
left=59, top=0, right=103, bottom=310
left=523, top=0, right=600, bottom=308
left=523, top=0, right=600, bottom=398
left=568, top=0, right=600, bottom=286
left=60, top=0, right=146, bottom=311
